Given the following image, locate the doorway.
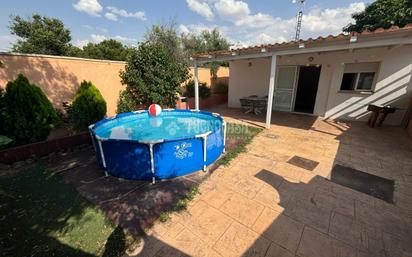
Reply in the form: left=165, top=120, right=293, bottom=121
left=294, top=66, right=321, bottom=113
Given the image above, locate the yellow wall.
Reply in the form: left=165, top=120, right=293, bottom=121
left=0, top=53, right=229, bottom=116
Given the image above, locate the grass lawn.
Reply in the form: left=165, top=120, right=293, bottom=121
left=218, top=122, right=263, bottom=166
left=0, top=166, right=131, bottom=257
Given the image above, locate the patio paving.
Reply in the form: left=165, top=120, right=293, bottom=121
left=47, top=146, right=205, bottom=235
left=131, top=106, right=412, bottom=257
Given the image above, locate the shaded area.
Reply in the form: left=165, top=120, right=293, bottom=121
left=208, top=105, right=319, bottom=131
left=331, top=164, right=394, bottom=203
left=0, top=165, right=124, bottom=257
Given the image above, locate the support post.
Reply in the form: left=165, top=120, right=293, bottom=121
left=265, top=54, right=277, bottom=129
left=97, top=139, right=108, bottom=176
left=222, top=121, right=227, bottom=153
left=149, top=144, right=155, bottom=184
left=194, top=61, right=200, bottom=111
left=202, top=136, right=207, bottom=171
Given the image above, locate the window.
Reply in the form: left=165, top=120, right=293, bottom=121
left=340, top=73, right=357, bottom=90
left=340, top=62, right=379, bottom=91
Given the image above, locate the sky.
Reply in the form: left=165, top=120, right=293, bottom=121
left=0, top=0, right=374, bottom=51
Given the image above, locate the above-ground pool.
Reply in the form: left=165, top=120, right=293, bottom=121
left=89, top=109, right=226, bottom=183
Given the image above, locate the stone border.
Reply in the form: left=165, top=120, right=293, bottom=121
left=0, top=133, right=91, bottom=164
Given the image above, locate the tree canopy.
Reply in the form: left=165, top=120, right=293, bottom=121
left=10, top=14, right=72, bottom=55
left=119, top=42, right=189, bottom=108
left=9, top=14, right=131, bottom=61
left=144, top=22, right=185, bottom=62
left=344, top=0, right=412, bottom=32
left=182, top=28, right=230, bottom=77
left=181, top=28, right=230, bottom=58
left=81, top=39, right=132, bottom=61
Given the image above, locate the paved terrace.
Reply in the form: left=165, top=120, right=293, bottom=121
left=133, top=106, right=412, bottom=257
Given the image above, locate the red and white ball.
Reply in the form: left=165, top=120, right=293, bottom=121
left=148, top=104, right=162, bottom=117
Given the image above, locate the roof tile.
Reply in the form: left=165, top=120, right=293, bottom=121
left=195, top=24, right=412, bottom=59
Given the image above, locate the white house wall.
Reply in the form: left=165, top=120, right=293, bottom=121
left=228, top=45, right=412, bottom=125
left=228, top=58, right=271, bottom=109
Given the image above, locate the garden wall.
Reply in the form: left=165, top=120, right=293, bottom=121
left=0, top=133, right=91, bottom=164
left=0, top=53, right=229, bottom=116
left=176, top=93, right=228, bottom=110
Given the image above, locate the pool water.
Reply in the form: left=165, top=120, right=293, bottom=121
left=94, top=111, right=222, bottom=141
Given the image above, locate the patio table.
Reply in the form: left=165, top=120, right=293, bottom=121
left=239, top=96, right=268, bottom=115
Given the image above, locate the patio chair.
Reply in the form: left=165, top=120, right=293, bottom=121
left=240, top=98, right=254, bottom=114
left=253, top=99, right=267, bottom=115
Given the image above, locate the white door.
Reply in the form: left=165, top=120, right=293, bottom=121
left=273, top=66, right=297, bottom=111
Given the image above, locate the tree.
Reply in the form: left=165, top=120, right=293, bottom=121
left=144, top=22, right=185, bottom=62
left=119, top=43, right=189, bottom=108
left=116, top=90, right=139, bottom=113
left=9, top=14, right=72, bottom=55
left=182, top=28, right=230, bottom=58
left=66, top=45, right=83, bottom=58
left=81, top=39, right=132, bottom=61
left=181, top=28, right=230, bottom=77
left=344, top=0, right=412, bottom=32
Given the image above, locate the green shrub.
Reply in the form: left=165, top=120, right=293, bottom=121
left=213, top=80, right=228, bottom=94
left=116, top=90, right=140, bottom=114
left=68, top=81, right=107, bottom=131
left=1, top=74, right=58, bottom=144
left=183, top=79, right=211, bottom=99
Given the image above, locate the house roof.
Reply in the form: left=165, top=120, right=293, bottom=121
left=194, top=24, right=412, bottom=62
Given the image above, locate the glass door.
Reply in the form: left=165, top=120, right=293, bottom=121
left=273, top=66, right=297, bottom=111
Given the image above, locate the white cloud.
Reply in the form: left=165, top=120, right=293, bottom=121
left=179, top=23, right=220, bottom=35
left=73, top=39, right=90, bottom=48
left=73, top=0, right=103, bottom=17
left=90, top=34, right=107, bottom=43
left=214, top=0, right=249, bottom=23
left=104, top=12, right=118, bottom=21
left=113, top=35, right=136, bottom=43
left=182, top=1, right=366, bottom=46
left=186, top=0, right=214, bottom=20
left=302, top=3, right=366, bottom=34
left=179, top=24, right=190, bottom=34
left=105, top=6, right=146, bottom=21
left=74, top=34, right=137, bottom=48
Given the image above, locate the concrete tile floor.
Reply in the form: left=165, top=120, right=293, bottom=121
left=133, top=107, right=412, bottom=257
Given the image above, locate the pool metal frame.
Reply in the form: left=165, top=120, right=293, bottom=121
left=89, top=109, right=226, bottom=183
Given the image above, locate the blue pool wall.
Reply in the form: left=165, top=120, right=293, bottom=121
left=89, top=109, right=225, bottom=180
